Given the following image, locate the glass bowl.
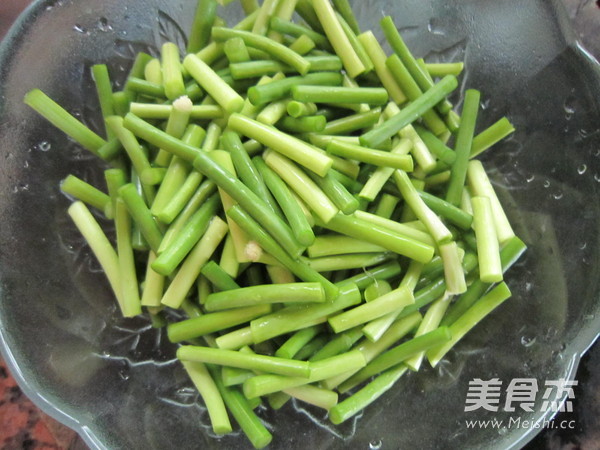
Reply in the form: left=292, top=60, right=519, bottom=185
left=0, top=0, right=599, bottom=448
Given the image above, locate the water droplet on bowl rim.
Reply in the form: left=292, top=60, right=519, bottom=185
left=577, top=164, right=587, bottom=174
left=520, top=335, right=536, bottom=347
left=369, top=439, right=382, bottom=450
left=97, top=17, right=113, bottom=32
left=37, top=141, right=51, bottom=152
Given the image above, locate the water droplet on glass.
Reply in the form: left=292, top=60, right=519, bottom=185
left=369, top=439, right=382, bottom=450
left=543, top=180, right=550, bottom=188
left=563, top=96, right=576, bottom=120
left=37, top=141, right=51, bottom=152
left=577, top=164, right=587, bottom=174
left=579, top=128, right=590, bottom=138
left=480, top=98, right=491, bottom=110
left=520, top=335, right=536, bottom=347
left=427, top=18, right=445, bottom=36
left=118, top=369, right=130, bottom=380
left=73, top=24, right=87, bottom=33
left=594, top=174, right=600, bottom=183
left=97, top=17, right=112, bottom=32
left=23, top=160, right=29, bottom=169
left=525, top=174, right=535, bottom=183
left=552, top=191, right=563, bottom=200
left=579, top=242, right=587, bottom=250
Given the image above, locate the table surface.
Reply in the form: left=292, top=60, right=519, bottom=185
left=0, top=0, right=599, bottom=449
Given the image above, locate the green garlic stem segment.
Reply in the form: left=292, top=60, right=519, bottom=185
left=329, top=364, right=408, bottom=424
left=417, top=190, right=473, bottom=230
left=118, top=184, right=163, bottom=253
left=229, top=113, right=333, bottom=177
left=307, top=235, right=386, bottom=258
left=446, top=89, right=481, bottom=206
left=472, top=196, right=503, bottom=283
left=184, top=54, right=245, bottom=113
left=187, top=0, right=218, bottom=53
left=340, top=327, right=452, bottom=392
left=201, top=260, right=241, bottom=291
left=268, top=17, right=331, bottom=50
left=287, top=100, right=318, bottom=118
left=374, top=194, right=400, bottom=219
left=471, top=117, right=515, bottom=158
left=385, top=54, right=447, bottom=136
left=328, top=286, right=414, bottom=333
left=159, top=180, right=216, bottom=251
left=289, top=34, right=316, bottom=55
left=335, top=12, right=374, bottom=74
left=357, top=31, right=406, bottom=104
left=223, top=132, right=283, bottom=219
left=168, top=304, right=271, bottom=344
left=439, top=241, right=467, bottom=295
left=283, top=385, right=338, bottom=411
left=178, top=345, right=311, bottom=378
left=161, top=42, right=186, bottom=100
left=307, top=253, right=391, bottom=272
left=249, top=283, right=360, bottom=343
left=181, top=361, right=232, bottom=435
left=114, top=199, right=142, bottom=317
left=337, top=262, right=402, bottom=290
left=251, top=0, right=280, bottom=35
left=247, top=72, right=342, bottom=106
left=321, top=312, right=421, bottom=390
left=60, top=175, right=112, bottom=218
left=280, top=115, right=327, bottom=133
left=358, top=138, right=412, bottom=201
left=327, top=139, right=413, bottom=171
left=415, top=125, right=456, bottom=165
left=67, top=202, right=123, bottom=308
left=362, top=261, right=423, bottom=342
left=124, top=77, right=165, bottom=98
left=229, top=55, right=342, bottom=80
left=224, top=36, right=251, bottom=63
left=425, top=62, right=464, bottom=77
left=442, top=236, right=526, bottom=326
left=322, top=108, right=381, bottom=135
left=243, top=350, right=366, bottom=398
left=392, top=170, right=453, bottom=245
left=212, top=27, right=311, bottom=75
left=129, top=103, right=223, bottom=120
left=305, top=170, right=359, bottom=215
left=225, top=206, right=338, bottom=299
left=364, top=280, right=393, bottom=303
left=360, top=75, right=457, bottom=149
left=24, top=89, right=107, bottom=156
left=427, top=283, right=512, bottom=367
left=254, top=157, right=315, bottom=246
left=151, top=124, right=205, bottom=219
left=209, top=365, right=273, bottom=449
left=404, top=293, right=452, bottom=371
left=322, top=213, right=435, bottom=264
left=140, top=252, right=165, bottom=308
left=216, top=327, right=255, bottom=350
left=380, top=16, right=453, bottom=114
left=161, top=217, right=229, bottom=309
left=154, top=95, right=194, bottom=167
left=309, top=328, right=363, bottom=362
left=467, top=160, right=516, bottom=243
left=312, top=0, right=366, bottom=78
left=275, top=325, right=322, bottom=359
left=291, top=85, right=388, bottom=105
left=205, top=282, right=326, bottom=311
left=91, top=64, right=115, bottom=139
left=263, top=149, right=338, bottom=223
